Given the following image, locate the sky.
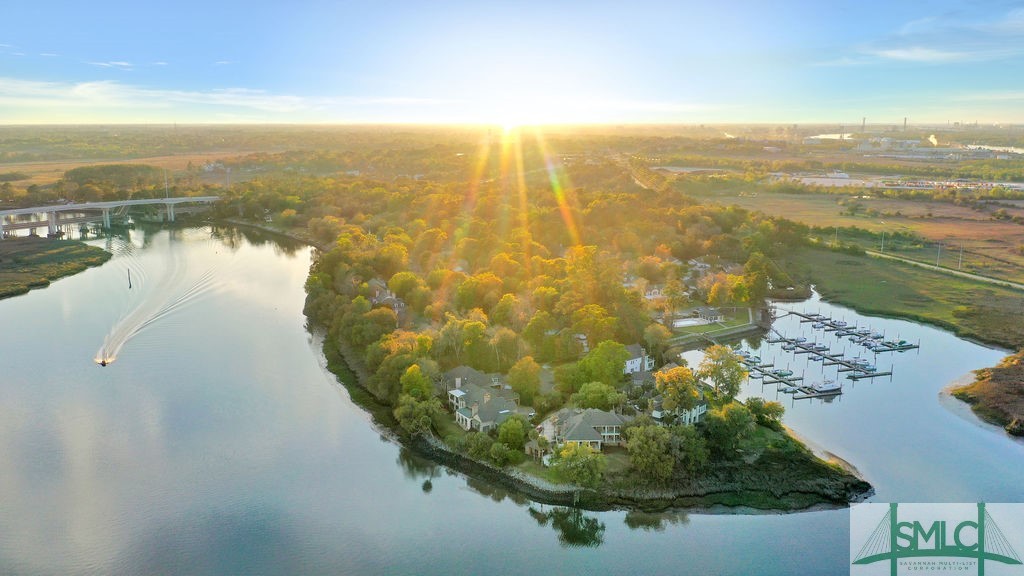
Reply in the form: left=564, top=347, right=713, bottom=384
left=3, top=0, right=1024, bottom=124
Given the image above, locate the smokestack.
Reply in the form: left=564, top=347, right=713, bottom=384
left=904, top=117, right=907, bottom=131
left=862, top=117, right=866, bottom=132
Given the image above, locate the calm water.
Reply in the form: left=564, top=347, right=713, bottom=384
left=0, top=227, right=1020, bottom=575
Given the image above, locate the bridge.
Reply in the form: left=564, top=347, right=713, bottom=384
left=0, top=196, right=220, bottom=237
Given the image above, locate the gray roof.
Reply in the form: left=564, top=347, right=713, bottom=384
left=560, top=409, right=629, bottom=443
left=443, top=365, right=507, bottom=390
left=625, top=344, right=644, bottom=359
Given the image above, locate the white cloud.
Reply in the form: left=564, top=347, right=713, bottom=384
left=89, top=61, right=133, bottom=70
left=868, top=47, right=970, bottom=63
left=0, top=76, right=465, bottom=122
left=856, top=7, right=1024, bottom=65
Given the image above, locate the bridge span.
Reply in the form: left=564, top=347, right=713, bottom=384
left=0, top=196, right=220, bottom=237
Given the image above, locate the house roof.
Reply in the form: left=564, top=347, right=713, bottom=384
left=474, top=396, right=518, bottom=425
left=561, top=408, right=629, bottom=443
left=624, top=344, right=644, bottom=359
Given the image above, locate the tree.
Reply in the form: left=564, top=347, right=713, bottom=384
left=488, top=441, right=509, bottom=467
left=552, top=443, right=606, bottom=488
left=572, top=381, right=626, bottom=411
left=578, top=340, right=630, bottom=388
left=399, top=364, right=432, bottom=401
left=491, top=293, right=525, bottom=328
left=393, top=393, right=441, bottom=436
left=746, top=397, right=785, bottom=430
left=625, top=424, right=674, bottom=484
left=497, top=415, right=529, bottom=451
left=571, top=304, right=618, bottom=347
left=703, top=402, right=755, bottom=457
left=654, top=366, right=700, bottom=412
left=698, top=344, right=747, bottom=401
left=466, top=432, right=495, bottom=460
left=669, top=424, right=708, bottom=474
left=507, top=356, right=541, bottom=406
left=643, top=323, right=673, bottom=364
left=489, top=326, right=521, bottom=371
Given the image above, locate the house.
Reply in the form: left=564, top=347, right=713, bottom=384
left=650, top=392, right=709, bottom=426
left=644, top=285, right=665, bottom=300
left=367, top=278, right=404, bottom=310
left=538, top=408, right=631, bottom=451
left=623, top=344, right=656, bottom=375
left=443, top=366, right=519, bottom=433
left=696, top=306, right=724, bottom=323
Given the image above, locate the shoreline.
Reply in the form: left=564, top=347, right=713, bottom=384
left=229, top=217, right=872, bottom=513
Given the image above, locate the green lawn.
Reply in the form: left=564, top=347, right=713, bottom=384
left=777, top=246, right=1024, bottom=349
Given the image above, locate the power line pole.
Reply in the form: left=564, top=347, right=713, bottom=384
left=958, top=243, right=964, bottom=270
left=936, top=243, right=942, bottom=267
left=880, top=231, right=885, bottom=252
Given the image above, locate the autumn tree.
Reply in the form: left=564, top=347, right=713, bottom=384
left=654, top=366, right=700, bottom=412
left=507, top=356, right=541, bottom=406
left=399, top=364, right=433, bottom=401
left=698, top=344, right=747, bottom=401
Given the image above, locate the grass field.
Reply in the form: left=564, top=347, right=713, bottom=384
left=0, top=151, right=259, bottom=189
left=776, top=246, right=1024, bottom=349
left=0, top=236, right=111, bottom=298
left=705, top=191, right=1024, bottom=284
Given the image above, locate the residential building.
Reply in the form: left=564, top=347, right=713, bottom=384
left=443, top=366, right=519, bottom=433
left=696, top=306, right=724, bottom=323
left=537, top=408, right=631, bottom=451
left=624, top=344, right=656, bottom=374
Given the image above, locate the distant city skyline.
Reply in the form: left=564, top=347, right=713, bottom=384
left=3, top=0, right=1024, bottom=124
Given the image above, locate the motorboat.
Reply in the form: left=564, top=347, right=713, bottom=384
left=812, top=379, right=841, bottom=394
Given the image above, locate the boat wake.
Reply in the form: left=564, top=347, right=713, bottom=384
left=94, top=242, right=218, bottom=366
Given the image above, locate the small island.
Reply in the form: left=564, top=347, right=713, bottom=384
left=0, top=236, right=111, bottom=299
left=952, top=350, right=1024, bottom=437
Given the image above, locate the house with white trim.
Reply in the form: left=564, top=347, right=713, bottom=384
left=537, top=408, right=631, bottom=452
left=623, top=344, right=656, bottom=375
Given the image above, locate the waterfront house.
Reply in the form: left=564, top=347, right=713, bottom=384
left=537, top=408, right=631, bottom=452
left=443, top=366, right=519, bottom=433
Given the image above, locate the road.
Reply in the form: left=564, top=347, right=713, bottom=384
left=865, top=249, right=1024, bottom=291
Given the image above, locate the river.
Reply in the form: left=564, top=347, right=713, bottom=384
left=0, top=226, right=1020, bottom=575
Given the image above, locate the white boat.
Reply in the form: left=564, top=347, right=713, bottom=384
left=812, top=379, right=841, bottom=394
left=749, top=373, right=763, bottom=379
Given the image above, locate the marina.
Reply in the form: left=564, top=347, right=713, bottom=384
left=735, top=308, right=924, bottom=402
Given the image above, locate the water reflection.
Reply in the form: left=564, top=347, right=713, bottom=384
left=623, top=509, right=690, bottom=531
left=527, top=506, right=605, bottom=548
left=208, top=225, right=304, bottom=257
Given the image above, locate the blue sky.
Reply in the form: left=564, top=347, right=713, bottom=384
left=3, top=0, right=1024, bottom=124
